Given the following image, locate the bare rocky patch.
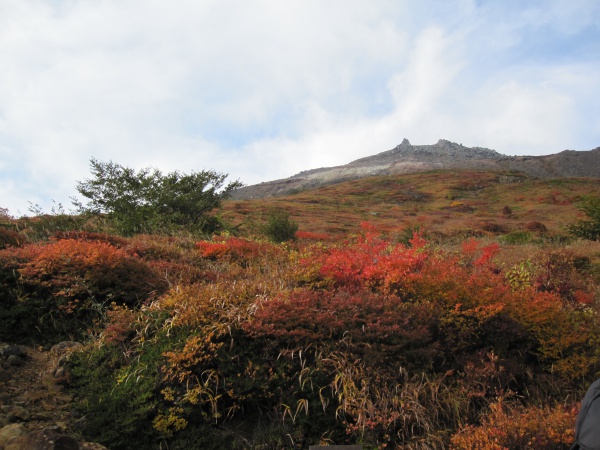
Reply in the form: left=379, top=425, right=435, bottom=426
left=0, top=343, right=106, bottom=450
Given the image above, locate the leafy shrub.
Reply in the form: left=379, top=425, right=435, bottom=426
left=68, top=336, right=169, bottom=449
left=0, top=228, right=26, bottom=249
left=53, top=230, right=128, bottom=247
left=0, top=239, right=168, bottom=342
left=501, top=231, right=532, bottom=245
left=532, top=249, right=593, bottom=303
left=525, top=221, right=548, bottom=233
left=195, top=241, right=229, bottom=260
left=450, top=400, right=577, bottom=449
left=247, top=288, right=438, bottom=367
left=73, top=158, right=243, bottom=235
left=196, top=237, right=280, bottom=264
left=262, top=209, right=298, bottom=242
left=18, top=239, right=167, bottom=307
left=480, top=221, right=509, bottom=234
left=568, top=195, right=600, bottom=241
left=58, top=226, right=599, bottom=448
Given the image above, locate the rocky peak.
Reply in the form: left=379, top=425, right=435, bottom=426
left=230, top=139, right=600, bottom=200
left=396, top=138, right=412, bottom=150
left=378, top=139, right=501, bottom=161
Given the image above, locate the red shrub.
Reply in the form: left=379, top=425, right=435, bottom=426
left=294, top=230, right=600, bottom=378
left=196, top=241, right=229, bottom=260
left=225, top=237, right=275, bottom=260
left=196, top=237, right=280, bottom=262
left=307, top=231, right=428, bottom=292
left=295, top=230, right=331, bottom=241
left=53, top=230, right=128, bottom=248
left=18, top=239, right=167, bottom=307
left=533, top=250, right=590, bottom=303
left=247, top=288, right=438, bottom=366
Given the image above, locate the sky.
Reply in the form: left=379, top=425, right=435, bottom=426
left=1, top=0, right=599, bottom=217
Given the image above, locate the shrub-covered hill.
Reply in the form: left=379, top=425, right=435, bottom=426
left=0, top=170, right=599, bottom=449
left=223, top=170, right=600, bottom=241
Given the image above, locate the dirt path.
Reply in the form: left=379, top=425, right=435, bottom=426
left=0, top=342, right=106, bottom=449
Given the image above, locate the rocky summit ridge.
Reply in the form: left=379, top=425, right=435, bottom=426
left=231, top=139, right=600, bottom=199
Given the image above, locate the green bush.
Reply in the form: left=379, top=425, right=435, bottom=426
left=262, top=210, right=298, bottom=242
left=73, top=159, right=243, bottom=236
left=501, top=231, right=532, bottom=245
left=568, top=195, right=600, bottom=241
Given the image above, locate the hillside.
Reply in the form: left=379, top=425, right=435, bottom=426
left=1, top=169, right=600, bottom=449
left=231, top=139, right=600, bottom=199
left=224, top=169, right=600, bottom=240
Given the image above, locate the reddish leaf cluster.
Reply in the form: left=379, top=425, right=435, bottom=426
left=13, top=238, right=166, bottom=306
left=196, top=236, right=280, bottom=262
left=295, top=230, right=331, bottom=241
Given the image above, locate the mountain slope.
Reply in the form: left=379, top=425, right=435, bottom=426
left=232, top=139, right=600, bottom=199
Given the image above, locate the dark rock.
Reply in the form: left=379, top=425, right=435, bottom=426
left=1, top=346, right=25, bottom=359
left=4, top=429, right=79, bottom=450
left=7, top=356, right=24, bottom=367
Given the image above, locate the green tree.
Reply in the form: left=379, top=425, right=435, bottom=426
left=262, top=209, right=298, bottom=242
left=73, top=159, right=243, bottom=235
left=568, top=195, right=600, bottom=241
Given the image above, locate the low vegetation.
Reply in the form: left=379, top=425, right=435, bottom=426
left=1, top=168, right=599, bottom=449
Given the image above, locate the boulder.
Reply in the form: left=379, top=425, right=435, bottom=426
left=0, top=346, right=25, bottom=359
left=50, top=343, right=82, bottom=356
left=78, top=443, right=109, bottom=450
left=4, top=429, right=79, bottom=450
left=6, top=356, right=24, bottom=367
left=0, top=423, right=26, bottom=448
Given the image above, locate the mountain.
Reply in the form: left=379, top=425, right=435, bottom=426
left=231, top=139, right=600, bottom=199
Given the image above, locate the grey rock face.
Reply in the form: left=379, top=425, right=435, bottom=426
left=231, top=139, right=600, bottom=200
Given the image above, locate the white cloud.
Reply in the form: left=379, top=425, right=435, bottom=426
left=0, top=0, right=599, bottom=215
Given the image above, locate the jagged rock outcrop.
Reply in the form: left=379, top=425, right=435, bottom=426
left=231, top=139, right=600, bottom=200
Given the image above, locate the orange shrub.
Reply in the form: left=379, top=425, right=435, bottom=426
left=196, top=237, right=281, bottom=263
left=196, top=241, right=229, bottom=259
left=295, top=230, right=331, bottom=241
left=295, top=232, right=600, bottom=379
left=18, top=239, right=167, bottom=307
left=53, top=230, right=128, bottom=247
left=450, top=400, right=577, bottom=449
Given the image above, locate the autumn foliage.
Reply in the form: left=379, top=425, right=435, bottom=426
left=1, top=214, right=599, bottom=448
left=0, top=235, right=168, bottom=341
